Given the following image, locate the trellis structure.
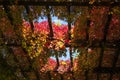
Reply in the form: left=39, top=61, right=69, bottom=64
left=0, top=0, right=120, bottom=80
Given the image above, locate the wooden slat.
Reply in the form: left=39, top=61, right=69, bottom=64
left=1, top=40, right=119, bottom=48
left=94, top=67, right=120, bottom=73
left=1, top=1, right=120, bottom=6
left=109, top=48, right=120, bottom=80
left=3, top=5, right=13, bottom=25
left=97, top=6, right=113, bottom=80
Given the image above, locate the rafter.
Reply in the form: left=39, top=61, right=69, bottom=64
left=94, top=67, right=120, bottom=73
left=3, top=5, right=13, bottom=25
left=0, top=0, right=120, bottom=79
left=98, top=7, right=113, bottom=67
left=1, top=1, right=120, bottom=6
left=97, top=6, right=113, bottom=80
left=67, top=6, right=75, bottom=80
left=46, top=6, right=54, bottom=39
left=24, top=5, right=34, bottom=32
left=1, top=40, right=119, bottom=48
left=109, top=48, right=120, bottom=80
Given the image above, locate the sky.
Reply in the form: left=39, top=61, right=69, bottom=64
left=38, top=16, right=68, bottom=25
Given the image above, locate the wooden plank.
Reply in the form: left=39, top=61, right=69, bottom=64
left=94, top=67, right=120, bottom=73
left=0, top=1, right=120, bottom=6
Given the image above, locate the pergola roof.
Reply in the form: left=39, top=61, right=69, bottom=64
left=0, top=0, right=120, bottom=80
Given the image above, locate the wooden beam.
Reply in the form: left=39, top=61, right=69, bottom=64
left=22, top=47, right=41, bottom=80
left=67, top=6, right=73, bottom=67
left=67, top=6, right=75, bottom=80
left=54, top=51, right=60, bottom=72
left=47, top=71, right=51, bottom=80
left=60, top=74, right=64, bottom=80
left=1, top=1, right=120, bottom=6
left=67, top=5, right=72, bottom=67
left=9, top=47, right=30, bottom=80
left=97, top=7, right=113, bottom=80
left=3, top=5, right=14, bottom=25
left=98, top=7, right=113, bottom=67
left=86, top=7, right=91, bottom=41
left=109, top=48, right=120, bottom=80
left=67, top=6, right=71, bottom=40
left=46, top=6, right=53, bottom=39
left=2, top=6, right=31, bottom=79
left=94, top=67, right=120, bottom=73
left=0, top=40, right=119, bottom=48
left=24, top=6, right=34, bottom=32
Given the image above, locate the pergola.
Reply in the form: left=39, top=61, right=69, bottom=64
left=0, top=0, right=120, bottom=80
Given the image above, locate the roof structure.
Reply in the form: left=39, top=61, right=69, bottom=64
left=0, top=0, right=120, bottom=80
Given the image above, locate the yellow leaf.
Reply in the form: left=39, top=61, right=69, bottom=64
left=89, top=0, right=95, bottom=4
left=61, top=61, right=66, bottom=65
